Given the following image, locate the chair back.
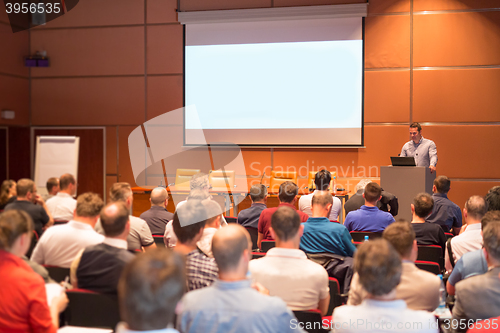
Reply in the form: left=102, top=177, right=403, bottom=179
left=209, top=170, right=235, bottom=189
left=251, top=252, right=265, bottom=259
left=260, top=240, right=276, bottom=252
left=175, top=169, right=200, bottom=189
left=245, top=227, right=259, bottom=250
left=269, top=171, right=297, bottom=192
left=415, top=260, right=441, bottom=275
left=152, top=234, right=166, bottom=247
left=417, top=245, right=444, bottom=270
left=307, top=171, right=337, bottom=191
left=225, top=216, right=237, bottom=223
left=327, top=277, right=342, bottom=316
left=349, top=231, right=382, bottom=242
left=64, top=289, right=120, bottom=328
left=292, top=310, right=329, bottom=333
left=43, top=266, right=70, bottom=283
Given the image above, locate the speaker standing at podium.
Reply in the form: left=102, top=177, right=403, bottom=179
left=400, top=122, right=438, bottom=173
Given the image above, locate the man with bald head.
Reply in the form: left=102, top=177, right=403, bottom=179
left=178, top=224, right=304, bottom=333
left=140, top=187, right=174, bottom=235
left=300, top=191, right=356, bottom=257
left=70, top=202, right=135, bottom=294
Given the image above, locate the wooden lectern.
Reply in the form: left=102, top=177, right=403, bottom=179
left=380, top=166, right=436, bottom=222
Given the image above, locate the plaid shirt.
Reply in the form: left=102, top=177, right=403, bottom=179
left=186, top=248, right=218, bottom=291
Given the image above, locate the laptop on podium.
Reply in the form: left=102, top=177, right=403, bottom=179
left=390, top=156, right=416, bottom=166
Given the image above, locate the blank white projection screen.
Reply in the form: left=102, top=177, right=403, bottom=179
left=184, top=18, right=363, bottom=146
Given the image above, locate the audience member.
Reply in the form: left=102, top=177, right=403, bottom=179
left=5, top=178, right=53, bottom=236
left=300, top=191, right=356, bottom=257
left=344, top=179, right=399, bottom=217
left=411, top=193, right=446, bottom=252
left=70, top=202, right=135, bottom=294
left=46, top=173, right=77, bottom=222
left=425, top=176, right=462, bottom=234
left=0, top=179, right=17, bottom=210
left=249, top=206, right=330, bottom=314
left=445, top=195, right=488, bottom=272
left=485, top=186, right=500, bottom=212
left=177, top=224, right=304, bottom=333
left=237, top=184, right=267, bottom=228
left=95, top=183, right=155, bottom=252
left=258, top=181, right=308, bottom=247
left=299, top=169, right=342, bottom=221
left=197, top=199, right=223, bottom=257
left=173, top=200, right=218, bottom=291
left=116, top=248, right=185, bottom=333
left=0, top=210, right=68, bottom=332
left=333, top=239, right=437, bottom=333
left=43, top=177, right=59, bottom=202
left=451, top=222, right=500, bottom=333
left=348, top=221, right=440, bottom=311
left=140, top=187, right=174, bottom=235
left=446, top=211, right=500, bottom=296
left=344, top=182, right=395, bottom=232
left=32, top=192, right=104, bottom=267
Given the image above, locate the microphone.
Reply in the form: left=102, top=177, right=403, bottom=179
left=167, top=182, right=175, bottom=188
left=260, top=171, right=265, bottom=184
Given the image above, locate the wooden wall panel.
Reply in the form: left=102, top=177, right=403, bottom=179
left=413, top=12, right=500, bottom=67
left=413, top=68, right=500, bottom=122
left=118, top=126, right=138, bottom=186
left=240, top=149, right=272, bottom=177
left=31, top=27, right=145, bottom=77
left=180, top=0, right=271, bottom=11
left=0, top=7, right=9, bottom=23
left=0, top=128, right=6, bottom=182
left=0, top=24, right=29, bottom=77
left=414, top=0, right=500, bottom=11
left=8, top=127, right=31, bottom=181
left=147, top=76, right=183, bottom=120
left=106, top=126, right=117, bottom=175
left=147, top=25, right=183, bottom=75
left=365, top=15, right=410, bottom=68
left=0, top=77, right=29, bottom=126
left=147, top=0, right=178, bottom=24
left=106, top=175, right=118, bottom=202
left=359, top=125, right=409, bottom=171
left=364, top=70, right=410, bottom=123
left=31, top=77, right=145, bottom=125
left=368, top=0, right=410, bottom=14
left=447, top=181, right=499, bottom=213
left=424, top=125, right=500, bottom=179
left=274, top=0, right=365, bottom=7
left=33, top=0, right=144, bottom=28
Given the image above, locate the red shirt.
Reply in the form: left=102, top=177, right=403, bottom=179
left=0, top=250, right=56, bottom=333
left=258, top=203, right=309, bottom=240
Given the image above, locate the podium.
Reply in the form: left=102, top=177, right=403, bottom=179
left=380, top=166, right=436, bottom=222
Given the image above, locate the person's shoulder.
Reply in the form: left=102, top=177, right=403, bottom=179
left=411, top=264, right=441, bottom=284
left=129, top=215, right=148, bottom=226
left=455, top=272, right=487, bottom=293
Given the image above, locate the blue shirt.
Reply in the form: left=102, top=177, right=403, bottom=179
left=177, top=279, right=305, bottom=333
left=400, top=136, right=438, bottom=167
left=448, top=249, right=488, bottom=287
left=426, top=193, right=462, bottom=231
left=344, top=205, right=395, bottom=233
left=299, top=217, right=356, bottom=257
left=237, top=203, right=266, bottom=229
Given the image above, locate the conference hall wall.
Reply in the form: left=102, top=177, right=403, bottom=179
left=1, top=0, right=499, bottom=215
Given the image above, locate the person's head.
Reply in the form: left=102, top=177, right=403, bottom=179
left=363, top=182, right=382, bottom=204
left=464, top=195, right=488, bottom=222
left=46, top=177, right=59, bottom=195
left=203, top=199, right=223, bottom=228
left=249, top=184, right=267, bottom=203
left=119, top=248, right=185, bottom=331
left=354, top=239, right=402, bottom=297
left=482, top=223, right=500, bottom=265
left=0, top=180, right=16, bottom=205
left=311, top=191, right=333, bottom=218
left=412, top=193, right=434, bottom=218
left=433, top=176, right=451, bottom=194
left=16, top=178, right=36, bottom=202
left=187, top=188, right=210, bottom=201
left=485, top=186, right=500, bottom=212
left=110, top=183, right=133, bottom=208
left=314, top=170, right=331, bottom=191
left=75, top=192, right=105, bottom=219
left=0, top=210, right=33, bottom=256
left=409, top=122, right=422, bottom=143
left=172, top=200, right=207, bottom=244
left=481, top=211, right=500, bottom=230
left=355, top=179, right=372, bottom=192
left=278, top=181, right=298, bottom=204
left=270, top=206, right=302, bottom=244
left=100, top=202, right=130, bottom=238
left=383, top=221, right=416, bottom=260
left=190, top=173, right=209, bottom=191
left=212, top=224, right=251, bottom=275
left=150, top=187, right=168, bottom=207
left=60, top=173, right=77, bottom=195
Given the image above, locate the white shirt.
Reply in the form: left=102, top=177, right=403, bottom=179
left=298, top=191, right=342, bottom=221
left=445, top=223, right=482, bottom=273
left=249, top=247, right=329, bottom=311
left=31, top=220, right=105, bottom=268
left=197, top=227, right=218, bottom=257
left=164, top=220, right=177, bottom=248
left=46, top=192, right=76, bottom=221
